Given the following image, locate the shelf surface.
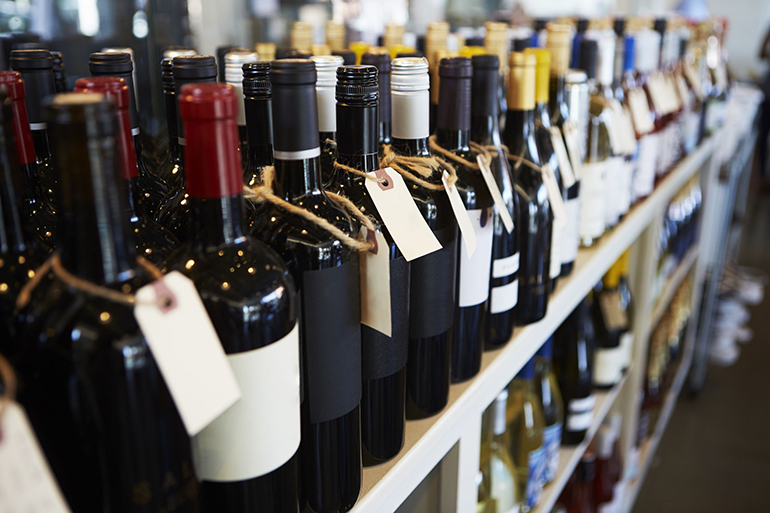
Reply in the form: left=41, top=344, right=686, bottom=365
left=532, top=376, right=629, bottom=513
left=350, top=140, right=715, bottom=513
left=650, top=246, right=699, bottom=327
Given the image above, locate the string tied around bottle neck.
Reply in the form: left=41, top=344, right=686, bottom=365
left=380, top=143, right=458, bottom=191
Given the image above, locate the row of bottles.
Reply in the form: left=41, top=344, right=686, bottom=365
left=479, top=252, right=633, bottom=512
left=0, top=12, right=715, bottom=513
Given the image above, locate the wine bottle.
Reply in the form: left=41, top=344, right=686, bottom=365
left=0, top=88, right=46, bottom=354
left=167, top=82, right=301, bottom=513
left=9, top=49, right=56, bottom=203
left=479, top=389, right=520, bottom=513
left=15, top=92, right=200, bottom=513
left=591, top=256, right=630, bottom=389
left=526, top=47, right=564, bottom=292
left=534, top=336, right=564, bottom=484
left=653, top=18, right=675, bottom=175
left=0, top=71, right=56, bottom=250
left=634, top=30, right=665, bottom=187
left=556, top=298, right=596, bottom=445
left=223, top=49, right=259, bottom=157
left=484, top=22, right=509, bottom=123
left=502, top=51, right=550, bottom=326
left=576, top=38, right=608, bottom=247
left=243, top=61, right=273, bottom=187
left=570, top=451, right=596, bottom=513
left=156, top=55, right=218, bottom=242
left=507, top=358, right=546, bottom=513
left=389, top=57, right=458, bottom=419
left=592, top=424, right=615, bottom=512
left=216, top=44, right=240, bottom=81
left=470, top=54, right=520, bottom=349
left=333, top=64, right=409, bottom=465
left=437, top=56, right=494, bottom=383
left=425, top=22, right=449, bottom=134
left=50, top=51, right=67, bottom=93
left=360, top=51, right=392, bottom=146
left=613, top=34, right=640, bottom=212
left=252, top=59, right=361, bottom=513
left=546, top=23, right=581, bottom=278
left=90, top=51, right=169, bottom=214
left=311, top=55, right=343, bottom=188
left=74, top=77, right=180, bottom=265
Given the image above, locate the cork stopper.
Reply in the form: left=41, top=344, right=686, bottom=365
left=546, top=23, right=572, bottom=74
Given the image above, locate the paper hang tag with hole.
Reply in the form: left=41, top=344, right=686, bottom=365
left=540, top=162, right=567, bottom=229
left=608, top=99, right=633, bottom=155
left=603, top=102, right=625, bottom=157
left=628, top=89, right=654, bottom=135
left=563, top=121, right=583, bottom=181
left=599, top=291, right=628, bottom=330
left=134, top=271, right=242, bottom=436
left=364, top=168, right=442, bottom=262
left=549, top=127, right=576, bottom=187
left=360, top=227, right=392, bottom=337
left=0, top=402, right=72, bottom=513
left=476, top=154, right=514, bottom=234
left=442, top=170, right=477, bottom=257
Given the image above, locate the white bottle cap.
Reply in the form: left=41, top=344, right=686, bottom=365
left=391, top=57, right=430, bottom=140
left=391, top=57, right=430, bottom=92
left=492, top=389, right=509, bottom=436
left=311, top=55, right=343, bottom=133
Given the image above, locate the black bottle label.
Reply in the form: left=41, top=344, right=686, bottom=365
left=303, top=261, right=363, bottom=423
left=409, top=225, right=458, bottom=339
left=362, top=255, right=410, bottom=380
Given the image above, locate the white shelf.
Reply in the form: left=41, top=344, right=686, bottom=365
left=650, top=246, right=700, bottom=327
left=532, top=375, right=629, bottom=513
left=350, top=139, right=715, bottom=513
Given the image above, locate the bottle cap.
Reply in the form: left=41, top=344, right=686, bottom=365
left=0, top=71, right=36, bottom=165
left=163, top=47, right=196, bottom=59
left=525, top=48, right=551, bottom=103
left=242, top=61, right=271, bottom=97
left=653, top=17, right=667, bottom=35
left=511, top=37, right=531, bottom=52
left=216, top=44, right=240, bottom=81
left=311, top=54, right=344, bottom=87
left=254, top=42, right=276, bottom=61
left=89, top=51, right=133, bottom=74
left=596, top=36, right=616, bottom=86
left=391, top=57, right=429, bottom=92
left=50, top=51, right=65, bottom=76
left=578, top=38, right=598, bottom=80
left=333, top=50, right=357, bottom=65
left=437, top=56, right=471, bottom=132
left=471, top=54, right=499, bottom=70
left=335, top=65, right=377, bottom=103
left=271, top=59, right=319, bottom=154
left=0, top=70, right=26, bottom=100
left=224, top=50, right=259, bottom=85
left=546, top=23, right=573, bottom=74
left=576, top=18, right=589, bottom=34
left=507, top=52, right=536, bottom=110
left=614, top=17, right=627, bottom=37
left=326, top=21, right=346, bottom=51
left=10, top=49, right=52, bottom=70
left=361, top=51, right=392, bottom=71
left=623, top=36, right=636, bottom=73
left=161, top=57, right=175, bottom=93
left=173, top=55, right=218, bottom=81
left=336, top=65, right=378, bottom=156
left=271, top=58, right=317, bottom=85
left=179, top=82, right=241, bottom=198
left=470, top=54, right=499, bottom=119
left=492, top=389, right=509, bottom=436
left=438, top=55, right=472, bottom=78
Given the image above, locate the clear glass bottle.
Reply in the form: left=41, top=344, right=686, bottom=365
left=534, top=336, right=564, bottom=484
left=479, top=389, right=521, bottom=513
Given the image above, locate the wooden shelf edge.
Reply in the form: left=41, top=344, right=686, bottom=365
left=650, top=246, right=700, bottom=328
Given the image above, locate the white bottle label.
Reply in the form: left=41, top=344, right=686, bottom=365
left=617, top=157, right=634, bottom=216
left=634, top=134, right=657, bottom=198
left=561, top=196, right=581, bottom=265
left=193, top=324, right=302, bottom=482
left=593, top=345, right=625, bottom=387
left=493, top=252, right=519, bottom=278
left=628, top=89, right=654, bottom=135
left=490, top=278, right=518, bottom=314
left=579, top=161, right=606, bottom=240
left=543, top=423, right=563, bottom=483
left=550, top=219, right=562, bottom=279
left=567, top=394, right=596, bottom=431
left=526, top=445, right=546, bottom=509
left=620, top=332, right=634, bottom=370
left=604, top=157, right=624, bottom=227
left=458, top=208, right=494, bottom=307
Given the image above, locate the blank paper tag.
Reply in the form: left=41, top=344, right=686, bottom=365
left=599, top=291, right=628, bottom=331
left=0, top=402, right=71, bottom=513
left=603, top=103, right=624, bottom=157
left=360, top=228, right=392, bottom=337
left=608, top=99, right=633, bottom=155
left=563, top=121, right=583, bottom=180
left=476, top=155, right=514, bottom=233
left=364, top=168, right=442, bottom=262
left=628, top=89, right=654, bottom=135
left=442, top=170, right=477, bottom=257
left=541, top=163, right=567, bottom=229
left=549, top=127, right=576, bottom=187
left=135, top=271, right=242, bottom=436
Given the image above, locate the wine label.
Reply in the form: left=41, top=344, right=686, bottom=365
left=561, top=195, right=581, bottom=265
left=192, top=324, right=301, bottom=481
left=135, top=271, right=242, bottom=436
left=493, top=252, right=519, bottom=278
left=443, top=171, right=477, bottom=256
left=490, top=278, right=519, bottom=314
left=362, top=254, right=410, bottom=380
left=543, top=422, right=563, bottom=483
left=526, top=445, right=546, bottom=510
left=579, top=161, right=606, bottom=240
left=365, top=167, right=442, bottom=261
left=567, top=395, right=595, bottom=431
left=620, top=332, right=634, bottom=370
left=604, top=157, right=624, bottom=228
left=593, top=345, right=625, bottom=388
left=647, top=74, right=668, bottom=115
left=634, top=134, right=657, bottom=198
left=617, top=157, right=634, bottom=217
left=550, top=218, right=562, bottom=280
left=458, top=207, right=494, bottom=307
left=563, top=121, right=583, bottom=180
left=0, top=402, right=71, bottom=513
left=603, top=101, right=625, bottom=157
left=599, top=291, right=628, bottom=331
left=549, top=127, right=576, bottom=187
left=628, top=89, right=654, bottom=135
left=409, top=224, right=458, bottom=338
left=360, top=228, right=392, bottom=337
left=477, top=154, right=514, bottom=233
left=303, top=261, right=362, bottom=423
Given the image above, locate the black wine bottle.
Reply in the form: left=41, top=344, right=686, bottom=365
left=243, top=61, right=273, bottom=187
left=170, top=82, right=301, bottom=513
left=360, top=51, right=392, bottom=146
left=0, top=88, right=46, bottom=354
left=74, top=77, right=179, bottom=265
left=502, top=52, right=551, bottom=325
left=470, top=55, right=520, bottom=350
left=252, top=59, right=362, bottom=513
left=89, top=51, right=168, bottom=214
left=15, top=92, right=200, bottom=513
left=311, top=55, right=343, bottom=188
left=0, top=71, right=56, bottom=251
left=556, top=297, right=596, bottom=445
left=335, top=64, right=410, bottom=465
left=390, top=57, right=458, bottom=419
left=156, top=57, right=184, bottom=189
left=437, top=56, right=494, bottom=383
left=156, top=55, right=218, bottom=242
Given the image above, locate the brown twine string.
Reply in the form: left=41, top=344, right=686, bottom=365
left=380, top=144, right=458, bottom=191
left=244, top=166, right=375, bottom=252
left=0, top=353, right=16, bottom=428
left=506, top=146, right=544, bottom=174
left=325, top=191, right=377, bottom=233
left=428, top=135, right=481, bottom=170
left=16, top=253, right=165, bottom=310
left=332, top=160, right=386, bottom=184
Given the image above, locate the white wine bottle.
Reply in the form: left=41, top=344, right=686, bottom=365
left=479, top=389, right=521, bottom=513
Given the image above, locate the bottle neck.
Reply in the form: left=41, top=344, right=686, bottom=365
left=337, top=100, right=379, bottom=171
left=470, top=69, right=501, bottom=146
left=32, top=129, right=50, bottom=163
left=245, top=96, right=274, bottom=169
left=436, top=127, right=470, bottom=152
left=437, top=74, right=471, bottom=152
left=390, top=136, right=431, bottom=158
left=0, top=142, right=28, bottom=254
left=164, top=90, right=180, bottom=153
left=549, top=74, right=570, bottom=126
left=189, top=194, right=246, bottom=250
left=273, top=156, right=323, bottom=201
left=535, top=101, right=552, bottom=129
left=503, top=108, right=536, bottom=152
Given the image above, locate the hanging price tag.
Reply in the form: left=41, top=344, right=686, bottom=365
left=563, top=121, right=583, bottom=180
left=476, top=154, right=514, bottom=233
left=628, top=89, right=654, bottom=135
left=135, top=272, right=242, bottom=436
left=599, top=290, right=629, bottom=330
left=683, top=61, right=703, bottom=100
left=621, top=105, right=639, bottom=154
left=442, top=170, right=477, bottom=257
left=648, top=74, right=669, bottom=114
left=364, top=168, right=443, bottom=261
left=541, top=162, right=567, bottom=229
left=0, top=402, right=72, bottom=513
left=675, top=70, right=691, bottom=108
left=549, top=127, right=576, bottom=187
left=359, top=227, right=392, bottom=337
left=603, top=101, right=625, bottom=157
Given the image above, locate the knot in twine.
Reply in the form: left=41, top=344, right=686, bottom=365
left=0, top=354, right=16, bottom=429
left=244, top=166, right=376, bottom=252
left=380, top=143, right=458, bottom=191
left=16, top=253, right=165, bottom=311
left=428, top=135, right=496, bottom=172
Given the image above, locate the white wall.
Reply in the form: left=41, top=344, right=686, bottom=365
left=703, top=0, right=770, bottom=81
